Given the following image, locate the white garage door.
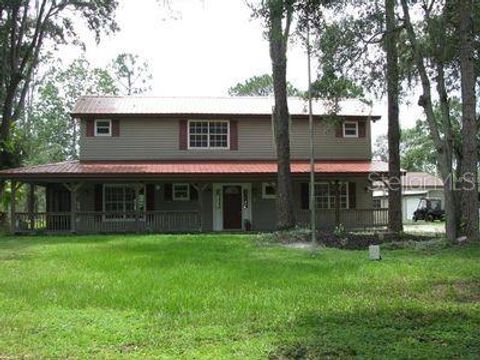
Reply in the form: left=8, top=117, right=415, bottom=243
left=405, top=197, right=421, bottom=221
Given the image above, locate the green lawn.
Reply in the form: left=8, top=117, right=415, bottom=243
left=0, top=235, right=478, bottom=359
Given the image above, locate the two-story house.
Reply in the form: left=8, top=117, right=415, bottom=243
left=0, top=96, right=389, bottom=234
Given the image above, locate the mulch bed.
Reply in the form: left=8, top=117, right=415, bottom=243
left=318, top=231, right=438, bottom=250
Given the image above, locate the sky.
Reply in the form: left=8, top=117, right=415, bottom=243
left=66, top=0, right=424, bottom=141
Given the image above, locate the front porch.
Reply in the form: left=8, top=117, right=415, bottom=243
left=0, top=159, right=391, bottom=234
left=4, top=180, right=388, bottom=235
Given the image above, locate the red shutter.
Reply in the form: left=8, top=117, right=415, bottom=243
left=335, top=122, right=343, bottom=138
left=358, top=121, right=366, bottom=138
left=348, top=182, right=356, bottom=209
left=146, top=184, right=155, bottom=211
left=86, top=119, right=94, bottom=137
left=179, top=120, right=188, bottom=150
left=301, top=183, right=310, bottom=209
left=112, top=119, right=120, bottom=137
left=190, top=185, right=198, bottom=200
left=230, top=120, right=238, bottom=150
left=164, top=183, right=173, bottom=201
left=94, top=185, right=103, bottom=211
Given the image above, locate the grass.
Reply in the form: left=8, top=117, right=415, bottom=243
left=0, top=234, right=478, bottom=359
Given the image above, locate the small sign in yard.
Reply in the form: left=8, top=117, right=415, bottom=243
left=369, top=245, right=381, bottom=260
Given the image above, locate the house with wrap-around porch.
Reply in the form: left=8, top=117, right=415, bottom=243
left=0, top=96, right=389, bottom=234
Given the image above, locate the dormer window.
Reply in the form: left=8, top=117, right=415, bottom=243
left=95, top=119, right=112, bottom=137
left=188, top=120, right=229, bottom=149
left=343, top=121, right=358, bottom=138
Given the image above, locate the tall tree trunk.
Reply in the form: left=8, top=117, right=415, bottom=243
left=385, top=0, right=402, bottom=233
left=401, top=0, right=458, bottom=240
left=269, top=5, right=295, bottom=230
left=458, top=0, right=478, bottom=241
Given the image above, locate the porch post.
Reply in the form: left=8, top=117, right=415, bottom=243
left=193, top=183, right=208, bottom=232
left=10, top=180, right=17, bottom=234
left=135, top=184, right=140, bottom=232
left=134, top=184, right=142, bottom=232
left=334, top=181, right=340, bottom=227
left=63, top=183, right=82, bottom=234
left=28, top=183, right=35, bottom=232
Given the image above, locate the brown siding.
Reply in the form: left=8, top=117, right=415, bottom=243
left=79, top=117, right=371, bottom=161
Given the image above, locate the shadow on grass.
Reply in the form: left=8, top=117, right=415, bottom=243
left=269, top=307, right=480, bottom=359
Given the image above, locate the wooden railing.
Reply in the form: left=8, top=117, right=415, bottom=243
left=13, top=211, right=201, bottom=234
left=297, top=208, right=388, bottom=230
left=13, top=209, right=386, bottom=234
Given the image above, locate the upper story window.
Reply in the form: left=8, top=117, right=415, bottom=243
left=95, top=119, right=112, bottom=137
left=188, top=120, right=229, bottom=149
left=343, top=121, right=358, bottom=138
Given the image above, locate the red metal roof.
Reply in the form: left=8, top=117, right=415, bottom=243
left=0, top=160, right=388, bottom=179
left=71, top=96, right=382, bottom=119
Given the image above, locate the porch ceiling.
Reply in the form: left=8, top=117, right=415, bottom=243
left=0, top=160, right=390, bottom=181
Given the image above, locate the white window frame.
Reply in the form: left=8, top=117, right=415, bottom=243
left=173, top=183, right=190, bottom=201
left=187, top=120, right=230, bottom=150
left=343, top=121, right=358, bottom=138
left=102, top=184, right=145, bottom=222
left=95, top=119, right=112, bottom=137
left=312, top=182, right=349, bottom=209
left=262, top=182, right=277, bottom=199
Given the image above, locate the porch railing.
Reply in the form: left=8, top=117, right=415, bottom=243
left=12, top=208, right=387, bottom=234
left=13, top=211, right=201, bottom=234
left=297, top=208, right=388, bottom=230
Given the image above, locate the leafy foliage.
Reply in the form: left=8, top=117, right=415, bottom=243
left=109, top=53, right=152, bottom=95
left=0, top=0, right=119, bottom=169
left=228, top=74, right=301, bottom=96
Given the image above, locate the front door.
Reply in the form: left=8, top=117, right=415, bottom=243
left=223, top=185, right=242, bottom=229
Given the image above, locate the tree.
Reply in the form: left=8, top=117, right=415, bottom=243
left=400, top=0, right=463, bottom=241
left=251, top=0, right=298, bottom=230
left=19, top=56, right=118, bottom=165
left=385, top=0, right=402, bottom=233
left=458, top=0, right=478, bottom=241
left=0, top=0, right=119, bottom=170
left=109, top=53, right=152, bottom=95
left=228, top=74, right=301, bottom=96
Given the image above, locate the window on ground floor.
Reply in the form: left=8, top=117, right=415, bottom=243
left=173, top=183, right=190, bottom=201
left=103, top=184, right=145, bottom=220
left=314, top=182, right=349, bottom=209
left=262, top=182, right=276, bottom=199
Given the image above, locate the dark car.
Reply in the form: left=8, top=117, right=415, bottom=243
left=413, top=198, right=445, bottom=222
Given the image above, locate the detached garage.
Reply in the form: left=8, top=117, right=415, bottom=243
left=373, top=172, right=444, bottom=222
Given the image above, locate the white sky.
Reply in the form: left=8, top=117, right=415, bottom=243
left=64, top=0, right=424, bottom=142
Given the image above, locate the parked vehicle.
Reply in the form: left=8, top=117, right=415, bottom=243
left=412, top=198, right=445, bottom=222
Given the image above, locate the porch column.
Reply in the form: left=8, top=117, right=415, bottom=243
left=28, top=183, right=35, bottom=232
left=134, top=183, right=143, bottom=232
left=192, top=183, right=208, bottom=232
left=333, top=181, right=341, bottom=227
left=63, top=183, right=82, bottom=234
left=10, top=180, right=17, bottom=234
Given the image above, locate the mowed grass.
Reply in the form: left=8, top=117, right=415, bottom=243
left=0, top=234, right=479, bottom=359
